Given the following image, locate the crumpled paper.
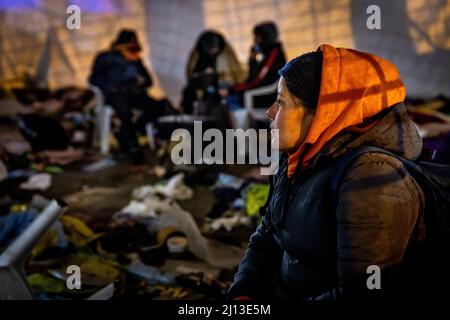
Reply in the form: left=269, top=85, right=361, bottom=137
left=20, top=173, right=52, bottom=191
left=133, top=173, right=193, bottom=201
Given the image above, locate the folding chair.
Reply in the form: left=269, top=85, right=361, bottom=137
left=0, top=199, right=67, bottom=300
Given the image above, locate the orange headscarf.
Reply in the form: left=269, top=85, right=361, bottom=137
left=287, top=44, right=406, bottom=177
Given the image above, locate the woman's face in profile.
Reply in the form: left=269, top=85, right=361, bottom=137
left=266, top=77, right=314, bottom=153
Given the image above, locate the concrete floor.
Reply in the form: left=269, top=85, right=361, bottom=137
left=0, top=118, right=260, bottom=244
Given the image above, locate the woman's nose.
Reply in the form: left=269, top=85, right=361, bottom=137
left=267, top=103, right=277, bottom=120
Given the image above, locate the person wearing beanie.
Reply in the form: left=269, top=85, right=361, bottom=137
left=89, top=29, right=175, bottom=165
left=228, top=45, right=426, bottom=300
left=229, top=21, right=286, bottom=109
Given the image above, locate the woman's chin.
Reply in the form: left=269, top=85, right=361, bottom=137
left=270, top=129, right=280, bottom=150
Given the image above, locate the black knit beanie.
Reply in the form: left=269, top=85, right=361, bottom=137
left=253, top=22, right=278, bottom=46
left=112, top=29, right=141, bottom=51
left=278, top=51, right=323, bottom=110
left=196, top=31, right=225, bottom=56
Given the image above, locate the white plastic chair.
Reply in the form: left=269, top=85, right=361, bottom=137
left=90, top=85, right=159, bottom=153
left=89, top=85, right=114, bottom=155
left=145, top=122, right=156, bottom=151
left=241, top=81, right=278, bottom=163
left=243, top=80, right=278, bottom=124
left=229, top=108, right=249, bottom=130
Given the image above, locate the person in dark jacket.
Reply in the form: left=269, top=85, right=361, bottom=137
left=181, top=30, right=244, bottom=114
left=89, top=29, right=173, bottom=164
left=228, top=44, right=425, bottom=300
left=229, top=21, right=286, bottom=110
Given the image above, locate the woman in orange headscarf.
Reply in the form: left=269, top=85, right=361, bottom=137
left=228, top=45, right=426, bottom=300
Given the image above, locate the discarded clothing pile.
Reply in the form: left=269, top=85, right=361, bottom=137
left=203, top=173, right=269, bottom=235
left=0, top=163, right=268, bottom=300
left=30, top=171, right=241, bottom=300
left=114, top=172, right=244, bottom=269
left=406, top=96, right=450, bottom=163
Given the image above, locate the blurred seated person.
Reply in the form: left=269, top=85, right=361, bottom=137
left=226, top=21, right=286, bottom=109
left=12, top=87, right=92, bottom=165
left=181, top=30, right=244, bottom=115
left=89, top=29, right=174, bottom=164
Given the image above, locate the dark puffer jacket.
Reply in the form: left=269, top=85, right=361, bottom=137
left=228, top=103, right=425, bottom=300
left=89, top=50, right=153, bottom=97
